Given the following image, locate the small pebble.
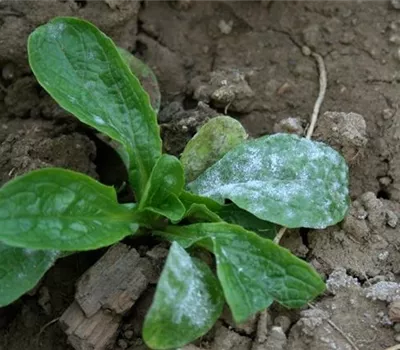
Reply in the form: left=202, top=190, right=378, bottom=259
left=395, top=48, right=400, bottom=62
left=124, top=330, right=134, bottom=340
left=218, top=19, right=233, bottom=35
left=302, top=45, right=311, bottom=56
left=389, top=34, right=400, bottom=44
left=395, top=333, right=400, bottom=342
left=117, top=339, right=128, bottom=349
left=274, top=315, right=291, bottom=333
left=392, top=0, right=400, bottom=9
left=389, top=300, right=400, bottom=322
left=394, top=323, right=400, bottom=332
left=382, top=108, right=395, bottom=120
left=379, top=176, right=392, bottom=186
left=2, top=62, right=15, bottom=81
left=386, top=210, right=398, bottom=228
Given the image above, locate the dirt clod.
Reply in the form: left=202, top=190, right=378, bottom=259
left=391, top=0, right=400, bottom=9
left=221, top=307, right=258, bottom=335
left=309, top=192, right=400, bottom=279
left=0, top=120, right=97, bottom=185
left=191, top=69, right=255, bottom=113
left=273, top=117, right=304, bottom=136
left=273, top=315, right=291, bottom=333
left=38, top=286, right=52, bottom=316
left=212, top=324, right=252, bottom=350
left=160, top=101, right=218, bottom=155
left=256, top=326, right=287, bottom=350
left=314, top=111, right=368, bottom=163
left=288, top=269, right=395, bottom=350
left=364, top=282, right=400, bottom=303
left=389, top=301, right=400, bottom=323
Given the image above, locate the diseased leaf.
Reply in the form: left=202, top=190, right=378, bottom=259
left=157, top=223, right=325, bottom=323
left=143, top=242, right=224, bottom=349
left=118, top=48, right=161, bottom=113
left=28, top=17, right=162, bottom=199
left=139, top=155, right=185, bottom=221
left=0, top=243, right=59, bottom=306
left=217, top=204, right=277, bottom=239
left=181, top=116, right=247, bottom=182
left=0, top=168, right=138, bottom=251
left=188, top=133, right=349, bottom=229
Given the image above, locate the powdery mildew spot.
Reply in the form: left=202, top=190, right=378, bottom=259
left=48, top=22, right=66, bottom=40
left=188, top=134, right=349, bottom=228
left=161, top=245, right=218, bottom=328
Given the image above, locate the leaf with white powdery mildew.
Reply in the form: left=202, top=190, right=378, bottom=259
left=158, top=223, right=325, bottom=323
left=188, top=133, right=349, bottom=229
left=0, top=243, right=59, bottom=306
left=28, top=17, right=162, bottom=199
left=143, top=242, right=224, bottom=349
left=0, top=168, right=138, bottom=251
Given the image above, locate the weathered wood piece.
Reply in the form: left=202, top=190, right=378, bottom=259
left=59, top=301, right=121, bottom=350
left=75, top=244, right=149, bottom=317
left=60, top=243, right=154, bottom=350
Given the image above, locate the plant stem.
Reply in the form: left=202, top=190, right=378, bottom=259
left=273, top=227, right=287, bottom=244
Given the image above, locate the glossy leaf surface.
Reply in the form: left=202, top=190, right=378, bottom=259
left=139, top=155, right=185, bottom=221
left=217, top=204, right=277, bottom=239
left=0, top=168, right=138, bottom=251
left=118, top=47, right=161, bottom=113
left=28, top=17, right=162, bottom=199
left=143, top=242, right=224, bottom=349
left=0, top=244, right=59, bottom=306
left=159, top=223, right=325, bottom=323
left=188, top=134, right=349, bottom=229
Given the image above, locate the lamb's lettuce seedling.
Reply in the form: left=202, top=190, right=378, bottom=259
left=0, top=17, right=349, bottom=349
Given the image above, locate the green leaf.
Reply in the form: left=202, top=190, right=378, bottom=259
left=183, top=203, right=222, bottom=223
left=180, top=190, right=222, bottom=212
left=139, top=155, right=185, bottom=221
left=188, top=133, right=349, bottom=229
left=158, top=223, right=325, bottom=323
left=0, top=168, right=138, bottom=251
left=181, top=116, right=248, bottom=182
left=28, top=17, right=162, bottom=199
left=118, top=48, right=161, bottom=113
left=0, top=243, right=59, bottom=306
left=217, top=204, right=277, bottom=239
left=143, top=242, right=224, bottom=349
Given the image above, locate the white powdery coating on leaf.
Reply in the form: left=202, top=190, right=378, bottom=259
left=48, top=22, right=66, bottom=40
left=93, top=115, right=106, bottom=125
left=163, top=248, right=215, bottom=328
left=189, top=134, right=349, bottom=228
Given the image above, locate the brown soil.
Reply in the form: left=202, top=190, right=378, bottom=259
left=0, top=1, right=399, bottom=350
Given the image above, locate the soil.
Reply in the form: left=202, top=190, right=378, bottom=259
left=0, top=1, right=400, bottom=350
